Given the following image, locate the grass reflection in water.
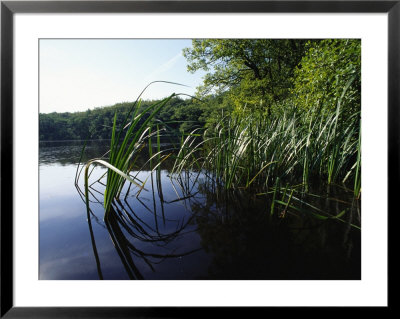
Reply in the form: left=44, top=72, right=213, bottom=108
left=77, top=164, right=360, bottom=280
left=79, top=168, right=206, bottom=280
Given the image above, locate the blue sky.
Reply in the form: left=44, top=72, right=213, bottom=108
left=39, top=39, right=205, bottom=113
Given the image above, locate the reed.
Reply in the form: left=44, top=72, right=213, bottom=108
left=172, top=88, right=361, bottom=197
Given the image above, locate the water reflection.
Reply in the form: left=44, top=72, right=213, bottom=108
left=188, top=182, right=360, bottom=280
left=40, top=140, right=111, bottom=165
left=87, top=173, right=204, bottom=280
left=81, top=168, right=360, bottom=280
left=40, top=141, right=360, bottom=280
left=79, top=169, right=212, bottom=280
left=40, top=140, right=177, bottom=167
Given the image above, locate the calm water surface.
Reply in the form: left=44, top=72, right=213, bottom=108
left=39, top=140, right=361, bottom=280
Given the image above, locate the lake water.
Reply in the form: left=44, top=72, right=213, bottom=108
left=39, top=140, right=361, bottom=280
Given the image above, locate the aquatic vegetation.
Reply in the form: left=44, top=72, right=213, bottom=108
left=75, top=81, right=190, bottom=218
left=172, top=84, right=361, bottom=199
left=76, top=78, right=361, bottom=239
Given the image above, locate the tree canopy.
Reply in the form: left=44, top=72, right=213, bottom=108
left=291, top=39, right=361, bottom=116
left=183, top=39, right=308, bottom=113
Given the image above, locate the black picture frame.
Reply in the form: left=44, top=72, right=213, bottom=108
left=1, top=0, right=395, bottom=317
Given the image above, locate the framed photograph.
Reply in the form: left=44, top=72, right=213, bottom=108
left=1, top=0, right=395, bottom=317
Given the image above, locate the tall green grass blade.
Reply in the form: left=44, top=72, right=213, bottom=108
left=270, top=177, right=280, bottom=216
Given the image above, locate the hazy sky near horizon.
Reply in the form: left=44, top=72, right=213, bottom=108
left=39, top=39, right=205, bottom=114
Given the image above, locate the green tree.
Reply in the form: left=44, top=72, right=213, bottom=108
left=183, top=39, right=307, bottom=114
left=291, top=39, right=361, bottom=115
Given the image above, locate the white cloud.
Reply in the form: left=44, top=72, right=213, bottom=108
left=145, top=52, right=182, bottom=81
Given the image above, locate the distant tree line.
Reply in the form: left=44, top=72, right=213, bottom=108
left=39, top=97, right=214, bottom=141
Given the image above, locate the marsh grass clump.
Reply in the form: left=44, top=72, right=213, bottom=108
left=172, top=83, right=361, bottom=198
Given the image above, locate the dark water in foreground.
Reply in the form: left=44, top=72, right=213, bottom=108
left=39, top=140, right=361, bottom=280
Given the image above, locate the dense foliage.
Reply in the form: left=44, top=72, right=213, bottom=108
left=291, top=39, right=361, bottom=116
left=183, top=39, right=308, bottom=114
